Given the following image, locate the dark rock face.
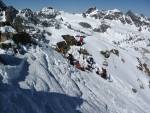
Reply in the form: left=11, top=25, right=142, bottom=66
left=86, top=7, right=96, bottom=14
left=56, top=41, right=69, bottom=54
left=13, top=32, right=31, bottom=45
left=40, top=19, right=59, bottom=27
left=104, top=14, right=114, bottom=20
left=93, top=24, right=110, bottom=33
left=82, top=13, right=86, bottom=18
left=100, top=50, right=110, bottom=58
left=0, top=34, right=8, bottom=42
left=120, top=18, right=126, bottom=24
left=37, top=7, right=59, bottom=19
left=62, top=35, right=77, bottom=46
left=138, top=27, right=142, bottom=31
left=91, top=10, right=106, bottom=19
left=41, top=21, right=49, bottom=27
left=143, top=63, right=150, bottom=76
left=20, top=8, right=38, bottom=25
left=0, top=43, right=12, bottom=51
left=21, top=8, right=33, bottom=17
left=114, top=12, right=123, bottom=18
left=85, top=8, right=150, bottom=30
left=88, top=9, right=125, bottom=24
left=126, top=10, right=141, bottom=27
left=32, top=33, right=45, bottom=41
left=100, top=49, right=119, bottom=58
left=0, top=0, right=7, bottom=11
left=79, top=48, right=90, bottom=55
left=110, top=49, right=119, bottom=56
left=13, top=16, right=24, bottom=33
left=55, top=23, right=61, bottom=29
left=125, top=17, right=132, bottom=25
left=78, top=22, right=92, bottom=28
left=55, top=35, right=79, bottom=54
left=132, top=88, right=137, bottom=93
left=104, top=11, right=123, bottom=21
left=0, top=22, right=11, bottom=27
left=126, top=10, right=150, bottom=27
left=5, top=6, right=18, bottom=24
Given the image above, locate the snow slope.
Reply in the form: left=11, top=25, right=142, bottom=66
left=1, top=45, right=150, bottom=113
left=0, top=7, right=150, bottom=113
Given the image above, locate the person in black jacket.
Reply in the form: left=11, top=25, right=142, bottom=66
left=68, top=54, right=74, bottom=66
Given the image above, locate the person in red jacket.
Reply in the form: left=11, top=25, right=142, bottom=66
left=79, top=36, right=83, bottom=44
left=77, top=36, right=83, bottom=46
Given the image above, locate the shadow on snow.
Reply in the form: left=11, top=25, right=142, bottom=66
left=0, top=78, right=83, bottom=113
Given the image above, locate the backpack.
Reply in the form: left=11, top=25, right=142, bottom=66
left=102, top=68, right=107, bottom=79
left=102, top=68, right=106, bottom=74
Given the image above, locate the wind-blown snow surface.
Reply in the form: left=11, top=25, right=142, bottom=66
left=0, top=8, right=150, bottom=113
left=0, top=45, right=150, bottom=113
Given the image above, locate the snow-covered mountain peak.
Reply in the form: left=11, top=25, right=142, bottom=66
left=112, top=8, right=121, bottom=12
left=37, top=7, right=60, bottom=17
left=19, top=8, right=34, bottom=18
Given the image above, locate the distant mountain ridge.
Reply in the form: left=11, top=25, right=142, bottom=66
left=1, top=5, right=150, bottom=34
left=84, top=7, right=150, bottom=29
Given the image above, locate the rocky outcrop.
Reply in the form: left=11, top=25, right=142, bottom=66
left=0, top=35, right=7, bottom=42
left=126, top=10, right=150, bottom=27
left=13, top=16, right=24, bottom=32
left=78, top=22, right=92, bottom=28
left=37, top=7, right=60, bottom=19
left=0, top=43, right=11, bottom=50
left=93, top=24, right=110, bottom=33
left=32, top=33, right=45, bottom=41
left=0, top=22, right=11, bottom=27
left=143, top=63, right=150, bottom=76
left=85, top=8, right=150, bottom=30
left=20, top=8, right=38, bottom=25
left=62, top=35, right=77, bottom=46
left=100, top=50, right=110, bottom=58
left=110, top=49, right=119, bottom=56
left=5, top=6, right=18, bottom=24
left=86, top=7, right=96, bottom=14
left=56, top=41, right=69, bottom=54
left=55, top=35, right=79, bottom=54
left=0, top=0, right=7, bottom=11
left=13, top=32, right=31, bottom=45
left=100, top=49, right=119, bottom=58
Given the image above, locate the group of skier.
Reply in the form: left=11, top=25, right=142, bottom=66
left=67, top=51, right=108, bottom=80
left=67, top=36, right=108, bottom=80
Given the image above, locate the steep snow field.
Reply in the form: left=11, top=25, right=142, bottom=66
left=0, top=7, right=150, bottom=113
left=1, top=45, right=150, bottom=113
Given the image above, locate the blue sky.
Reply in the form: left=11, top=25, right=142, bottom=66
left=3, top=0, right=150, bottom=17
